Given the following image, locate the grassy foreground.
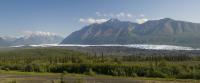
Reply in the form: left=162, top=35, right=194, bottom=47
left=0, top=70, right=199, bottom=83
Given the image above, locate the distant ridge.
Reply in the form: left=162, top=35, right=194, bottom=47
left=0, top=37, right=10, bottom=46
left=13, top=33, right=64, bottom=45
left=62, top=18, right=200, bottom=47
left=0, top=33, right=64, bottom=46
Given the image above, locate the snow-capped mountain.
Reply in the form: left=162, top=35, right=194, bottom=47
left=0, top=37, right=10, bottom=46
left=0, top=36, right=17, bottom=46
left=13, top=31, right=64, bottom=45
left=0, top=31, right=64, bottom=47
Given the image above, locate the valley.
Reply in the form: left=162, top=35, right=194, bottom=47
left=0, top=47, right=200, bottom=83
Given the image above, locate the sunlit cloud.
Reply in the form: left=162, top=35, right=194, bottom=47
left=80, top=12, right=149, bottom=24
left=79, top=18, right=108, bottom=24
left=95, top=12, right=134, bottom=19
left=136, top=18, right=148, bottom=24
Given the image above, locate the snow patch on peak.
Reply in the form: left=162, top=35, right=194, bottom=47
left=22, top=31, right=60, bottom=39
left=24, top=31, right=57, bottom=36
left=0, top=36, right=17, bottom=41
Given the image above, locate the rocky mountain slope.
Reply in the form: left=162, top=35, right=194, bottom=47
left=62, top=18, right=200, bottom=47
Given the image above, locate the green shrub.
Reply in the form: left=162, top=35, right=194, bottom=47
left=84, top=68, right=96, bottom=76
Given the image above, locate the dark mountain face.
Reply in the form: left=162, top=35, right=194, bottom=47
left=61, top=18, right=200, bottom=47
left=62, top=19, right=138, bottom=44
left=132, top=18, right=200, bottom=47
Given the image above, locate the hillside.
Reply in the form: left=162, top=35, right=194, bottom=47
left=62, top=18, right=200, bottom=47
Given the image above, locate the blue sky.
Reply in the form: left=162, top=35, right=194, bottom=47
left=0, top=0, right=200, bottom=37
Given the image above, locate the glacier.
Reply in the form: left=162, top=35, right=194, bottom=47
left=10, top=44, right=200, bottom=50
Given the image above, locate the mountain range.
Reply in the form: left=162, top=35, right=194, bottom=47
left=13, top=33, right=63, bottom=45
left=0, top=36, right=17, bottom=46
left=61, top=18, right=200, bottom=47
left=0, top=37, right=10, bottom=46
left=1, top=18, right=200, bottom=48
left=0, top=33, right=63, bottom=46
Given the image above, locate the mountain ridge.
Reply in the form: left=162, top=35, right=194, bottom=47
left=61, top=18, right=200, bottom=47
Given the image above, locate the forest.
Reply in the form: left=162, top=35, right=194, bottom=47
left=0, top=47, right=200, bottom=80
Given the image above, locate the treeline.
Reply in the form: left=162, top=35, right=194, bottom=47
left=66, top=46, right=200, bottom=56
left=2, top=62, right=200, bottom=79
left=0, top=47, right=200, bottom=79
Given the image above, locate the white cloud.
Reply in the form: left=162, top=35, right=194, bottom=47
left=136, top=18, right=148, bottom=24
left=116, top=12, right=133, bottom=19
left=79, top=18, right=108, bottom=24
left=116, top=12, right=125, bottom=17
left=81, top=12, right=149, bottom=24
left=95, top=12, right=133, bottom=19
left=95, top=12, right=109, bottom=17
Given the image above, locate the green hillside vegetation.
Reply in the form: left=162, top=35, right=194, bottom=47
left=0, top=47, right=200, bottom=80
